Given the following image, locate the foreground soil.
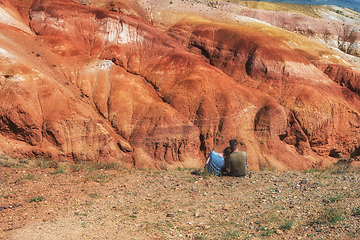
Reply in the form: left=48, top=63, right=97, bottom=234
left=1, top=158, right=360, bottom=239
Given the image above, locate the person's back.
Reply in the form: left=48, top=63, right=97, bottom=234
left=204, top=151, right=224, bottom=176
left=229, top=151, right=248, bottom=177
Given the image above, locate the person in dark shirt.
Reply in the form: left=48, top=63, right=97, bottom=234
left=228, top=139, right=248, bottom=177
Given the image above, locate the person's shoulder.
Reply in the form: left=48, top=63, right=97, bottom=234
left=231, top=151, right=246, bottom=158
left=240, top=151, right=247, bottom=157
left=210, top=151, right=222, bottom=158
left=231, top=151, right=243, bottom=155
left=209, top=151, right=216, bottom=156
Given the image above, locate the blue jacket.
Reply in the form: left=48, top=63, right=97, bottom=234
left=204, top=151, right=224, bottom=176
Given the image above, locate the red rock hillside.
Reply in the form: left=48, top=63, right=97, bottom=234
left=0, top=0, right=359, bottom=170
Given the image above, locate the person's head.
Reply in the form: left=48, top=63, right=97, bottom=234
left=229, top=139, right=238, bottom=151
left=223, top=147, right=232, bottom=159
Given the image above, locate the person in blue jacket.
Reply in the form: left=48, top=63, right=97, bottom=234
left=204, top=147, right=232, bottom=176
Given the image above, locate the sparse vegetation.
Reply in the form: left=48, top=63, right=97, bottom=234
left=327, top=193, right=346, bottom=203
left=0, top=158, right=359, bottom=239
left=74, top=212, right=88, bottom=217
left=312, top=207, right=345, bottom=225
left=281, top=219, right=295, bottom=230
left=28, top=196, right=45, bottom=203
left=221, top=230, right=241, bottom=239
left=36, top=158, right=58, bottom=169
left=0, top=160, right=15, bottom=168
left=87, top=192, right=101, bottom=199
left=20, top=173, right=36, bottom=181
left=85, top=172, right=111, bottom=183
left=70, top=163, right=84, bottom=172
left=352, top=207, right=360, bottom=216
left=87, top=161, right=122, bottom=171
left=261, top=228, right=275, bottom=236
left=50, top=168, right=66, bottom=175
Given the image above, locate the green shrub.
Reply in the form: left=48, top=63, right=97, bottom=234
left=312, top=207, right=344, bottom=225
left=331, top=162, right=349, bottom=174
left=327, top=194, right=346, bottom=203
left=17, top=158, right=29, bottom=164
left=88, top=192, right=101, bottom=199
left=50, top=168, right=66, bottom=175
left=352, top=207, right=360, bottom=216
left=222, top=230, right=241, bottom=239
left=21, top=173, right=36, bottom=181
left=29, top=196, right=44, bottom=203
left=280, top=219, right=295, bottom=230
left=261, top=228, right=275, bottom=236
left=85, top=172, right=111, bottom=183
left=36, top=158, right=58, bottom=169
left=88, top=161, right=122, bottom=171
left=70, top=163, right=84, bottom=172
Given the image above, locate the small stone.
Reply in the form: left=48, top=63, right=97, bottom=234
left=166, top=213, right=174, bottom=217
left=194, top=211, right=201, bottom=217
left=203, top=225, right=211, bottom=230
left=300, top=179, right=307, bottom=184
left=275, top=229, right=283, bottom=235
left=223, top=204, right=231, bottom=211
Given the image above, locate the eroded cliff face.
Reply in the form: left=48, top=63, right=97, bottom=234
left=0, top=0, right=359, bottom=170
left=168, top=17, right=360, bottom=160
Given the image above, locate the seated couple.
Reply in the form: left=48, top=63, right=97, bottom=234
left=204, top=139, right=248, bottom=177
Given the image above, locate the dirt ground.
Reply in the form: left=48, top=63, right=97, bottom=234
left=1, top=157, right=360, bottom=239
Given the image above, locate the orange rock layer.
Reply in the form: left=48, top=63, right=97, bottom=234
left=0, top=0, right=359, bottom=170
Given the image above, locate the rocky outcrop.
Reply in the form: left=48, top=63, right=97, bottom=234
left=168, top=18, right=360, bottom=161
left=0, top=0, right=359, bottom=170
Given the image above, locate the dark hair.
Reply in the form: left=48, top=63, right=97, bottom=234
left=229, top=139, right=238, bottom=151
left=223, top=147, right=232, bottom=158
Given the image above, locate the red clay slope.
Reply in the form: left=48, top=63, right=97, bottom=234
left=0, top=0, right=359, bottom=170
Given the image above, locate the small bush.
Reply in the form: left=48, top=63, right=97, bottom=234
left=331, top=162, right=349, bottom=174
left=70, top=163, right=84, bottom=172
left=327, top=194, right=346, bottom=203
left=29, top=196, right=44, bottom=203
left=88, top=161, right=122, bottom=171
left=312, top=207, right=344, bottom=225
left=176, top=166, right=186, bottom=171
left=88, top=192, right=101, bottom=199
left=194, top=235, right=207, bottom=240
left=303, top=168, right=325, bottom=173
left=352, top=207, right=360, bottom=216
left=21, top=173, right=36, bottom=181
left=280, top=219, right=295, bottom=230
left=50, top=168, right=66, bottom=175
left=75, top=212, right=87, bottom=217
left=325, top=207, right=345, bottom=224
left=222, top=230, right=240, bottom=239
left=0, top=161, right=15, bottom=168
left=159, top=162, right=168, bottom=171
left=85, top=172, right=111, bottom=183
left=261, top=228, right=275, bottom=236
left=36, top=158, right=58, bottom=169
left=17, top=158, right=29, bottom=164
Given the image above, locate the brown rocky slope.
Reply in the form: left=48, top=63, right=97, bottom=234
left=0, top=0, right=359, bottom=170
